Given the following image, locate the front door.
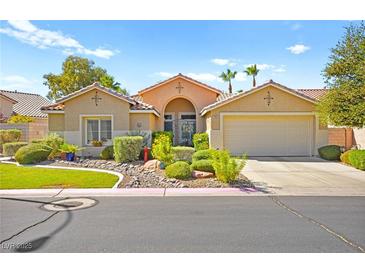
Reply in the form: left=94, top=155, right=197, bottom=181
left=178, top=113, right=196, bottom=146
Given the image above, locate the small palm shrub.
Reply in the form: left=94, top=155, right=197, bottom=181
left=41, top=133, right=64, bottom=159
left=190, top=159, right=215, bottom=173
left=151, top=134, right=174, bottom=165
left=15, top=143, right=52, bottom=164
left=192, top=149, right=215, bottom=162
left=348, top=150, right=365, bottom=170
left=165, top=161, right=191, bottom=179
left=114, top=136, right=143, bottom=163
left=340, top=150, right=352, bottom=164
left=193, top=133, right=209, bottom=151
left=211, top=150, right=245, bottom=183
left=100, top=145, right=114, bottom=160
left=3, top=142, right=28, bottom=156
left=318, top=145, right=341, bottom=161
left=172, top=146, right=195, bottom=163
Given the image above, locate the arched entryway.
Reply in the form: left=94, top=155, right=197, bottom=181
left=164, top=97, right=196, bottom=146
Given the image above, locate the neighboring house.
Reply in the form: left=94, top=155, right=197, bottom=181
left=41, top=73, right=354, bottom=157
left=0, top=89, right=50, bottom=141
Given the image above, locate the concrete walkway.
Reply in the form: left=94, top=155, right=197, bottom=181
left=244, top=157, right=365, bottom=196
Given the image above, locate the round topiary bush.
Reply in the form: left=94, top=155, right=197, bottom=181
left=318, top=145, right=341, bottom=161
left=192, top=149, right=215, bottom=162
left=165, top=161, right=191, bottom=179
left=15, top=143, right=52, bottom=164
left=100, top=145, right=114, bottom=160
left=190, top=159, right=215, bottom=173
left=348, top=150, right=365, bottom=170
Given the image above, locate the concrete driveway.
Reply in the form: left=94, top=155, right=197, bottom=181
left=243, top=157, right=365, bottom=196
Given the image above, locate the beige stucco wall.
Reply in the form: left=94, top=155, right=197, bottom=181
left=138, top=77, right=219, bottom=133
left=353, top=128, right=365, bottom=149
left=0, top=96, right=14, bottom=118
left=48, top=114, right=65, bottom=132
left=206, top=86, right=316, bottom=130
left=130, top=113, right=156, bottom=130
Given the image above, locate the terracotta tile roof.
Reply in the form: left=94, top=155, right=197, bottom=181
left=200, top=80, right=320, bottom=116
left=137, top=73, right=223, bottom=95
left=296, top=88, right=328, bottom=100
left=0, top=89, right=50, bottom=118
left=131, top=100, right=160, bottom=115
left=41, top=103, right=65, bottom=111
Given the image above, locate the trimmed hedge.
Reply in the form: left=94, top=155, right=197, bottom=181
left=114, top=136, right=143, bottom=163
left=165, top=161, right=191, bottom=179
left=318, top=145, right=341, bottom=161
left=193, top=133, right=209, bottom=151
left=192, top=149, right=215, bottom=162
left=3, top=142, right=28, bottom=156
left=348, top=150, right=365, bottom=170
left=190, top=159, right=215, bottom=173
left=340, top=150, right=352, bottom=165
left=0, top=129, right=22, bottom=152
left=172, top=146, right=195, bottom=163
left=15, top=143, right=52, bottom=164
left=100, top=145, right=114, bottom=160
left=152, top=131, right=173, bottom=144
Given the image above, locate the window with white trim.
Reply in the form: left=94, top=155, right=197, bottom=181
left=86, top=118, right=112, bottom=144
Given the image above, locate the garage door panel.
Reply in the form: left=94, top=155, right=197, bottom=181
left=223, top=116, right=312, bottom=156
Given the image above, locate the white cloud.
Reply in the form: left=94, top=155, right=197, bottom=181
left=155, top=72, right=175, bottom=78
left=0, top=20, right=117, bottom=59
left=244, top=64, right=275, bottom=70
left=286, top=44, right=310, bottom=54
left=0, top=75, right=37, bottom=90
left=211, top=58, right=237, bottom=67
left=273, top=67, right=286, bottom=73
left=234, top=72, right=247, bottom=82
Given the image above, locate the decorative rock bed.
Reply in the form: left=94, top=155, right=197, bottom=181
left=50, top=159, right=253, bottom=189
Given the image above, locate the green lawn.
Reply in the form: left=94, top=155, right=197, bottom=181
left=0, top=163, right=119, bottom=189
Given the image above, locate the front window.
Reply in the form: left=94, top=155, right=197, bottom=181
left=164, top=113, right=174, bottom=132
left=86, top=118, right=112, bottom=145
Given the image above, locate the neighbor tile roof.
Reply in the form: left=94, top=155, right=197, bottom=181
left=0, top=89, right=50, bottom=118
left=131, top=101, right=160, bottom=115
left=137, top=73, right=223, bottom=95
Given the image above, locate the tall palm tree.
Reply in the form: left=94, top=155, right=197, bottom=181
left=219, top=69, right=237, bottom=93
left=244, top=64, right=260, bottom=87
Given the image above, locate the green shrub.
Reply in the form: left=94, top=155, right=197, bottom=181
left=172, top=146, right=195, bottom=163
left=192, top=149, right=215, bottom=162
left=127, top=130, right=151, bottom=147
left=152, top=131, right=173, bottom=144
left=59, top=143, right=80, bottom=154
left=165, top=161, right=191, bottom=179
left=15, top=143, right=52, bottom=164
left=151, top=134, right=174, bottom=165
left=114, top=136, right=143, bottom=163
left=3, top=142, right=28, bottom=156
left=100, top=145, right=114, bottom=160
left=340, top=150, right=352, bottom=164
left=193, top=133, right=209, bottom=151
left=318, top=145, right=341, bottom=161
left=212, top=150, right=245, bottom=183
left=190, top=159, right=215, bottom=173
left=31, top=139, right=44, bottom=144
left=41, top=133, right=64, bottom=159
left=0, top=129, right=22, bottom=152
left=348, top=150, right=365, bottom=170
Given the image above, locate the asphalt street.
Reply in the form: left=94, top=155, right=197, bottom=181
left=0, top=196, right=364, bottom=252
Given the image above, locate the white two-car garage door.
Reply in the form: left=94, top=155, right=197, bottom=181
left=223, top=115, right=313, bottom=156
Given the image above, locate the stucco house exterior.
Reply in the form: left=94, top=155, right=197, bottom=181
left=42, top=73, right=332, bottom=157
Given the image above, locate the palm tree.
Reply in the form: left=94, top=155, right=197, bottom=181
left=219, top=69, right=237, bottom=93
left=244, top=64, right=260, bottom=87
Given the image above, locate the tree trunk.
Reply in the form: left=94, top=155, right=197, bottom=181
left=253, top=76, right=256, bottom=87
left=229, top=81, right=232, bottom=93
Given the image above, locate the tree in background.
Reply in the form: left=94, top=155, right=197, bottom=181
left=43, top=56, right=127, bottom=100
left=244, top=64, right=260, bottom=87
left=317, top=22, right=365, bottom=128
left=219, top=69, right=237, bottom=94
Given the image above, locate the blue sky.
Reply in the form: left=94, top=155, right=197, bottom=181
left=0, top=20, right=352, bottom=97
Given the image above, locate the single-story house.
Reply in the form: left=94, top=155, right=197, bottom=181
left=0, top=89, right=50, bottom=141
left=41, top=73, right=355, bottom=157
